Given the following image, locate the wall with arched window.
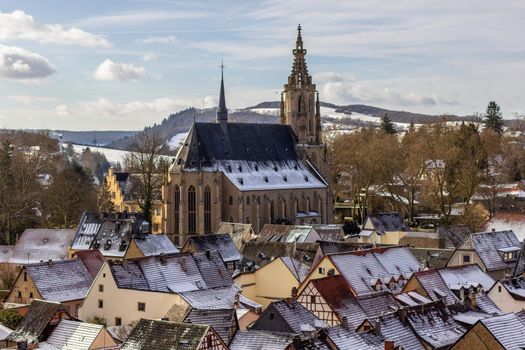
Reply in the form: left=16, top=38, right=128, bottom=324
left=204, top=186, right=211, bottom=234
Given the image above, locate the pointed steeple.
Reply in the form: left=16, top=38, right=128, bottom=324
left=216, top=60, right=228, bottom=124
left=289, top=24, right=311, bottom=86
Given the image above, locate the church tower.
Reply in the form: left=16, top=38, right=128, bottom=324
left=282, top=25, right=327, bottom=174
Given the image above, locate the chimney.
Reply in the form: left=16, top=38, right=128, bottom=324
left=374, top=320, right=382, bottom=337
left=341, top=316, right=348, bottom=330
left=181, top=256, right=187, bottom=272
left=397, top=307, right=406, bottom=325
left=159, top=252, right=166, bottom=264
left=384, top=340, right=395, bottom=350
left=47, top=259, right=52, bottom=267
left=205, top=249, right=211, bottom=259
left=470, top=290, right=477, bottom=309
left=285, top=297, right=294, bottom=307
left=291, top=287, right=298, bottom=299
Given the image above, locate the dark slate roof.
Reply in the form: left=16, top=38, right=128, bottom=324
left=253, top=299, right=327, bottom=334
left=478, top=313, right=525, bottom=350
left=438, top=264, right=495, bottom=291
left=355, top=292, right=398, bottom=320
left=471, top=230, right=521, bottom=271
left=317, top=241, right=369, bottom=255
left=71, top=212, right=145, bottom=258
left=409, top=248, right=454, bottom=269
left=10, top=228, right=75, bottom=264
left=366, top=213, right=408, bottom=234
left=8, top=300, right=68, bottom=343
left=329, top=246, right=420, bottom=295
left=238, top=242, right=318, bottom=271
left=476, top=294, right=502, bottom=315
left=183, top=308, right=237, bottom=345
left=230, top=330, right=293, bottom=350
left=376, top=312, right=424, bottom=350
left=436, top=225, right=471, bottom=248
left=324, top=327, right=384, bottom=350
left=110, top=252, right=232, bottom=293
left=135, top=234, right=179, bottom=257
left=73, top=250, right=105, bottom=279
left=26, top=259, right=94, bottom=302
left=411, top=269, right=458, bottom=305
left=120, top=319, right=213, bottom=350
left=280, top=257, right=310, bottom=282
left=114, top=172, right=130, bottom=183
left=183, top=123, right=300, bottom=167
left=311, top=224, right=344, bottom=241
left=407, top=306, right=466, bottom=349
left=183, top=234, right=241, bottom=263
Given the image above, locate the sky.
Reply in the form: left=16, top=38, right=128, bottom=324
left=0, top=0, right=523, bottom=130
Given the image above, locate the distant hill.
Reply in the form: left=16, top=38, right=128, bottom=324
left=52, top=130, right=138, bottom=146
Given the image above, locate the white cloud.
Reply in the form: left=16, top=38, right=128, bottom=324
left=138, top=35, right=177, bottom=45
left=93, top=59, right=145, bottom=81
left=0, top=44, right=56, bottom=79
left=0, top=10, right=110, bottom=48
left=55, top=104, right=70, bottom=116
left=7, top=95, right=57, bottom=105
left=77, top=10, right=210, bottom=27
left=142, top=53, right=157, bottom=61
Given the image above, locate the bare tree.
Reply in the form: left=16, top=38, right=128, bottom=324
left=124, top=129, right=167, bottom=226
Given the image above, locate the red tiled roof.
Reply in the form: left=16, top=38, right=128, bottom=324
left=73, top=250, right=104, bottom=279
left=310, top=275, right=352, bottom=305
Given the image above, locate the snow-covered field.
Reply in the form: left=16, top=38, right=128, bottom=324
left=168, top=132, right=189, bottom=150
left=67, top=144, right=132, bottom=164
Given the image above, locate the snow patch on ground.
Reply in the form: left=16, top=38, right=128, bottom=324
left=168, top=132, right=189, bottom=150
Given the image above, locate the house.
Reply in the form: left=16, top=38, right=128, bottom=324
left=216, top=222, right=256, bottom=251
left=105, top=168, right=163, bottom=234
left=446, top=230, right=522, bottom=280
left=69, top=212, right=178, bottom=259
left=120, top=319, right=228, bottom=350
left=300, top=246, right=421, bottom=296
left=7, top=300, right=73, bottom=346
left=234, top=256, right=310, bottom=308
left=482, top=212, right=525, bottom=242
left=181, top=233, right=242, bottom=273
left=488, top=276, right=525, bottom=313
left=78, top=251, right=236, bottom=326
left=230, top=330, right=294, bottom=350
left=358, top=212, right=411, bottom=245
left=238, top=241, right=318, bottom=272
left=39, top=319, right=117, bottom=350
left=436, top=225, right=471, bottom=249
left=5, top=256, right=102, bottom=317
left=297, top=276, right=398, bottom=328
left=402, top=265, right=498, bottom=312
left=181, top=308, right=238, bottom=345
left=450, top=312, right=525, bottom=350
left=250, top=298, right=327, bottom=335
left=0, top=228, right=75, bottom=266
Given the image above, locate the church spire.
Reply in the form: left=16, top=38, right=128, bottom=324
left=289, top=24, right=311, bottom=86
left=216, top=60, right=228, bottom=124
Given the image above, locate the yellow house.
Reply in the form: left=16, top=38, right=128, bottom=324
left=79, top=251, right=238, bottom=327
left=487, top=278, right=525, bottom=313
left=234, top=257, right=310, bottom=308
left=105, top=168, right=162, bottom=234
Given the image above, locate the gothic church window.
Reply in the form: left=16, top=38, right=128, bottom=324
left=174, top=185, right=180, bottom=235
left=204, top=186, right=211, bottom=234
left=188, top=186, right=196, bottom=234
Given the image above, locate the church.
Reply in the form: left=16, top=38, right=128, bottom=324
left=162, top=26, right=332, bottom=245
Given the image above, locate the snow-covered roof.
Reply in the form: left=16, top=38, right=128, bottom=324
left=9, top=229, right=75, bottom=265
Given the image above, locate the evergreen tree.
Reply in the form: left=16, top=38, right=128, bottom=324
left=484, top=101, right=504, bottom=134
left=380, top=114, right=396, bottom=134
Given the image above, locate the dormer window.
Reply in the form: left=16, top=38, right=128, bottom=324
left=237, top=178, right=244, bottom=185
left=227, top=165, right=232, bottom=173
left=282, top=175, right=287, bottom=182
left=254, top=164, right=259, bottom=171
left=238, top=165, right=242, bottom=172
left=263, top=176, right=268, bottom=183
left=304, top=175, right=309, bottom=182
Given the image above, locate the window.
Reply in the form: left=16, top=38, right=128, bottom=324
left=29, top=292, right=33, bottom=299
left=318, top=267, right=325, bottom=275
left=204, top=186, right=211, bottom=234
left=247, top=196, right=250, bottom=205
left=269, top=313, right=275, bottom=320
left=498, top=285, right=502, bottom=293
left=229, top=196, right=234, bottom=206
left=115, top=317, right=122, bottom=326
left=155, top=208, right=161, bottom=216
left=17, top=291, right=21, bottom=298
left=98, top=300, right=103, bottom=309
left=138, top=302, right=146, bottom=312
left=270, top=201, right=275, bottom=224
left=98, top=284, right=104, bottom=292
left=310, top=295, right=316, bottom=304
left=462, top=254, right=471, bottom=263
left=174, top=185, right=180, bottom=235
left=188, top=186, right=196, bottom=234
left=153, top=224, right=159, bottom=232
left=102, top=273, right=106, bottom=278
left=23, top=272, right=27, bottom=282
